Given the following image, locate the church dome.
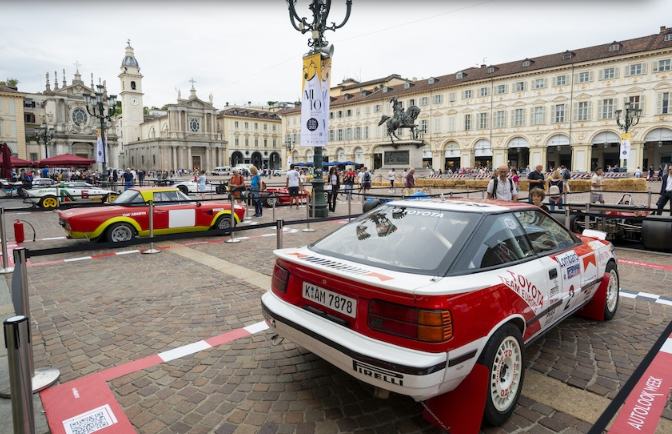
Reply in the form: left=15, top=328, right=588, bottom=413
left=121, top=42, right=139, bottom=68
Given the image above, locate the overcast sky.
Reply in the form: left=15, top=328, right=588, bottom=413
left=1, top=0, right=668, bottom=110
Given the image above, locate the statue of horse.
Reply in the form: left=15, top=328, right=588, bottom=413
left=378, top=105, right=422, bottom=143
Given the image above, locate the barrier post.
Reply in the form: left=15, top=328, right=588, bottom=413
left=303, top=192, right=315, bottom=232
left=0, top=248, right=59, bottom=398
left=481, top=189, right=485, bottom=199
left=565, top=206, right=571, bottom=229
left=466, top=185, right=470, bottom=199
left=226, top=195, right=241, bottom=244
left=142, top=200, right=161, bottom=254
left=429, top=186, right=432, bottom=196
left=348, top=193, right=352, bottom=222
left=276, top=219, right=284, bottom=249
left=272, top=192, right=277, bottom=223
left=648, top=190, right=652, bottom=209
left=0, top=207, right=14, bottom=274
left=3, top=315, right=35, bottom=433
left=243, top=189, right=252, bottom=223
left=585, top=203, right=591, bottom=230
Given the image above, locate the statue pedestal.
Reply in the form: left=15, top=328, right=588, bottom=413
left=377, top=140, right=431, bottom=177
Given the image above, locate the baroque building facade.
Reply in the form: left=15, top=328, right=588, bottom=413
left=22, top=69, right=118, bottom=165
left=117, top=43, right=225, bottom=172
left=282, top=26, right=672, bottom=173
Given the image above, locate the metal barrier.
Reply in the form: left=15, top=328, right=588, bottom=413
left=3, top=315, right=35, bottom=433
left=142, top=201, right=161, bottom=255
left=226, top=194, right=241, bottom=244
left=0, top=207, right=14, bottom=273
left=276, top=219, right=284, bottom=249
left=303, top=193, right=315, bottom=232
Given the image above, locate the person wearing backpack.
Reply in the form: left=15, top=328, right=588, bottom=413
left=547, top=169, right=564, bottom=211
left=487, top=165, right=518, bottom=201
left=361, top=167, right=372, bottom=194
left=561, top=165, right=571, bottom=192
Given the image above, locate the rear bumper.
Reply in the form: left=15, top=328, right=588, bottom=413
left=261, top=290, right=473, bottom=401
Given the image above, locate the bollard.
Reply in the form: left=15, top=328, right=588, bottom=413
left=565, top=207, right=571, bottom=229
left=648, top=190, right=652, bottom=209
left=142, top=201, right=161, bottom=254
left=272, top=192, right=277, bottom=223
left=348, top=193, right=352, bottom=222
left=0, top=207, right=14, bottom=274
left=585, top=203, right=591, bottom=230
left=481, top=189, right=485, bottom=199
left=3, top=315, right=35, bottom=433
left=243, top=190, right=253, bottom=223
left=1, top=248, right=60, bottom=397
left=276, top=219, right=284, bottom=249
left=466, top=185, right=470, bottom=199
left=303, top=193, right=315, bottom=232
left=226, top=195, right=241, bottom=243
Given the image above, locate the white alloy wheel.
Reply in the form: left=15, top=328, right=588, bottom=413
left=490, top=336, right=523, bottom=412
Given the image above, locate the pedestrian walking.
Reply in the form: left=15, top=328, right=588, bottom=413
left=250, top=166, right=263, bottom=218
left=122, top=168, right=134, bottom=191
left=327, top=167, right=340, bottom=212
left=197, top=170, right=207, bottom=200
left=487, top=165, right=518, bottom=201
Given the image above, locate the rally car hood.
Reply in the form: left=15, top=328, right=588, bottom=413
left=275, top=246, right=445, bottom=294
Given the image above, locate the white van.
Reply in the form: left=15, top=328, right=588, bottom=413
left=211, top=166, right=232, bottom=176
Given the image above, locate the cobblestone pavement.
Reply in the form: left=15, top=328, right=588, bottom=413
left=1, top=187, right=672, bottom=434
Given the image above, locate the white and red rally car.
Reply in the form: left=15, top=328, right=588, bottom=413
left=261, top=198, right=619, bottom=427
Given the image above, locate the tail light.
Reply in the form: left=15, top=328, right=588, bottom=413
left=272, top=263, right=289, bottom=294
left=368, top=300, right=453, bottom=343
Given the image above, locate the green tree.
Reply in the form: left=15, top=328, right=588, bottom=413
left=0, top=78, right=20, bottom=87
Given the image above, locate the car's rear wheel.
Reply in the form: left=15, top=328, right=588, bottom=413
left=213, top=214, right=234, bottom=231
left=39, top=196, right=58, bottom=210
left=604, top=261, right=619, bottom=320
left=177, top=185, right=189, bottom=195
left=479, top=323, right=524, bottom=426
left=106, top=222, right=135, bottom=243
left=263, top=194, right=277, bottom=208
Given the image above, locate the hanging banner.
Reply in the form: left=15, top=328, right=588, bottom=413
left=300, top=53, right=330, bottom=147
left=96, top=129, right=105, bottom=163
left=620, top=132, right=631, bottom=160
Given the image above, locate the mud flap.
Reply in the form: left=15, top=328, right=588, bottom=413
left=575, top=273, right=609, bottom=321
left=422, top=363, right=489, bottom=434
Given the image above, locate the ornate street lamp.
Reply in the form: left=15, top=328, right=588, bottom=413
left=615, top=101, right=642, bottom=171
left=287, top=0, right=352, bottom=217
left=83, top=85, right=116, bottom=181
left=38, top=122, right=54, bottom=159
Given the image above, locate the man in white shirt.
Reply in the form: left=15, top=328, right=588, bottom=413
left=388, top=168, right=396, bottom=193
left=591, top=168, right=605, bottom=204
left=634, top=167, right=642, bottom=178
left=486, top=165, right=518, bottom=201
left=285, top=164, right=301, bottom=209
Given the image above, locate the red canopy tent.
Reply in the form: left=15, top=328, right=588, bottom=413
left=0, top=155, right=35, bottom=168
left=37, top=153, right=95, bottom=168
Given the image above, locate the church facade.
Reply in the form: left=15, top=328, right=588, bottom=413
left=23, top=68, right=119, bottom=166
left=117, top=43, right=226, bottom=172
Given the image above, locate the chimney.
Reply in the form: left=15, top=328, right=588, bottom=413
left=412, top=77, right=417, bottom=82
left=661, top=26, right=667, bottom=34
left=481, top=64, right=486, bottom=68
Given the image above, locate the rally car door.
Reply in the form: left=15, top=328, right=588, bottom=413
left=151, top=191, right=196, bottom=230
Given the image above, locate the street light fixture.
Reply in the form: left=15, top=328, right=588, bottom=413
left=83, top=85, right=116, bottom=181
left=38, top=122, right=54, bottom=159
left=615, top=101, right=642, bottom=170
left=287, top=0, right=352, bottom=217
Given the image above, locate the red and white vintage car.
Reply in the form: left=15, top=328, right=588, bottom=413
left=260, top=186, right=311, bottom=208
left=58, top=186, right=246, bottom=242
left=262, top=199, right=619, bottom=428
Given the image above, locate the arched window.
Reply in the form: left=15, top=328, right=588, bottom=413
left=337, top=148, right=345, bottom=161
left=131, top=81, right=136, bottom=90
left=354, top=147, right=364, bottom=164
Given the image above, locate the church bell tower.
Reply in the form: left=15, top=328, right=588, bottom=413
left=118, top=41, right=144, bottom=148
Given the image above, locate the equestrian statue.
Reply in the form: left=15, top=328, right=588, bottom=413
left=378, top=96, right=422, bottom=143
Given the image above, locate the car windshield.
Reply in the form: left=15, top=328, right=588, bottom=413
left=112, top=190, right=146, bottom=205
left=309, top=204, right=481, bottom=275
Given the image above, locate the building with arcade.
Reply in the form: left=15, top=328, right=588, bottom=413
left=281, top=25, right=672, bottom=173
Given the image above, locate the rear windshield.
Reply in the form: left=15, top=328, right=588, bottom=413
left=309, top=204, right=481, bottom=275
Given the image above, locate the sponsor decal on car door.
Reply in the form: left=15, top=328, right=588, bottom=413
left=168, top=209, right=196, bottom=228
left=495, top=260, right=549, bottom=335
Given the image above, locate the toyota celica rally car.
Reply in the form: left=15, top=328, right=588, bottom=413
left=261, top=198, right=619, bottom=426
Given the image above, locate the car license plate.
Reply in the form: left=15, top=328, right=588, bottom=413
left=303, top=282, right=356, bottom=318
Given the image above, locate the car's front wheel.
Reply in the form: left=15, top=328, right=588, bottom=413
left=479, top=323, right=524, bottom=426
left=263, top=194, right=277, bottom=208
left=604, top=261, right=619, bottom=320
left=213, top=214, right=235, bottom=231
left=106, top=222, right=135, bottom=242
left=39, top=196, right=59, bottom=210
left=103, top=193, right=117, bottom=203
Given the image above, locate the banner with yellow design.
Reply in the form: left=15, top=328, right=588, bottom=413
left=300, top=53, right=331, bottom=147
left=620, top=132, right=631, bottom=160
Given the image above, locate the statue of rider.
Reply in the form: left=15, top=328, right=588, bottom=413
left=390, top=96, right=405, bottom=123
